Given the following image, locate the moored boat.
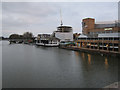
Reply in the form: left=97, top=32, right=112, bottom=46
left=36, top=37, right=60, bottom=47
left=36, top=43, right=59, bottom=47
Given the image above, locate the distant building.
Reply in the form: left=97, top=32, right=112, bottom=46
left=54, top=26, right=73, bottom=42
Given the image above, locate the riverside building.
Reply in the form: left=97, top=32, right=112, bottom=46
left=53, top=26, right=73, bottom=42
left=76, top=18, right=120, bottom=53
left=54, top=10, right=73, bottom=42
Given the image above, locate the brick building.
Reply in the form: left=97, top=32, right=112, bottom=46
left=76, top=18, right=120, bottom=53
left=82, top=18, right=120, bottom=35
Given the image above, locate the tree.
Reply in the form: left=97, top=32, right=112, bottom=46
left=23, top=32, right=33, bottom=39
left=73, top=33, right=81, bottom=40
left=9, top=34, right=20, bottom=39
left=19, top=35, right=24, bottom=39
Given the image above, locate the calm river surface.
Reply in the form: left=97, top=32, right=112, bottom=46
left=2, top=41, right=118, bottom=88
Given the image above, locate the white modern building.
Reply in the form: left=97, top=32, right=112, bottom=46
left=54, top=26, right=73, bottom=42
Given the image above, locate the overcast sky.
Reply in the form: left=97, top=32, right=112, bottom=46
left=2, top=2, right=118, bottom=37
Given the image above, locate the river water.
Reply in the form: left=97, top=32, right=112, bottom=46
left=2, top=41, right=118, bottom=88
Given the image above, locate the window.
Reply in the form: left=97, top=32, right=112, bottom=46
left=109, top=31, right=113, bottom=33
left=95, top=38, right=98, bottom=40
left=114, top=48, right=118, bottom=51
left=99, top=43, right=102, bottom=45
left=114, top=43, right=118, bottom=46
left=109, top=43, right=113, bottom=46
left=114, top=38, right=119, bottom=40
left=103, top=43, right=107, bottom=46
left=82, top=22, right=85, bottom=27
left=109, top=38, right=113, bottom=40
left=87, top=38, right=90, bottom=40
left=104, top=38, right=108, bottom=40
left=99, top=38, right=102, bottom=40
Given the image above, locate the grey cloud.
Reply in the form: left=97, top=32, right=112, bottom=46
left=2, top=2, right=118, bottom=37
left=2, top=2, right=60, bottom=34
left=3, top=2, right=59, bottom=17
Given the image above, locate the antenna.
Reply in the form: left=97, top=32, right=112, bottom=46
left=60, top=9, right=63, bottom=26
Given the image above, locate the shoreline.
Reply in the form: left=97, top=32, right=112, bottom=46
left=2, top=40, right=120, bottom=57
left=59, top=46, right=120, bottom=57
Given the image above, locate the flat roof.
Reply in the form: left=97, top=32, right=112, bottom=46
left=57, top=26, right=72, bottom=28
left=83, top=18, right=95, bottom=20
left=78, top=34, right=88, bottom=38
left=98, top=33, right=120, bottom=38
left=95, top=24, right=117, bottom=28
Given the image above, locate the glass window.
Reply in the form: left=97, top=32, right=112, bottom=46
left=109, top=38, right=113, bottom=40
left=109, top=43, right=113, bottom=46
left=114, top=43, right=118, bottom=46
left=114, top=38, right=119, bottom=40
left=104, top=38, right=108, bottom=40
left=99, top=38, right=102, bottom=40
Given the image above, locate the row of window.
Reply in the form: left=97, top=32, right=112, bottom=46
left=89, top=31, right=114, bottom=34
left=77, top=42, right=119, bottom=46
left=89, top=43, right=118, bottom=46
left=86, top=46, right=119, bottom=51
left=78, top=37, right=120, bottom=40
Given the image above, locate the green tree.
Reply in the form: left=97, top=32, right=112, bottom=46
left=23, top=32, right=33, bottom=39
left=9, top=34, right=20, bottom=39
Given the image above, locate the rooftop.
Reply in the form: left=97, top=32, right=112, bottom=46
left=78, top=34, right=87, bottom=38
left=95, top=20, right=120, bottom=28
left=95, top=23, right=118, bottom=28
left=98, top=33, right=120, bottom=38
left=96, top=20, right=119, bottom=24
left=57, top=26, right=72, bottom=28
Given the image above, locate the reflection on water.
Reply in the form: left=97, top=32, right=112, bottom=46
left=87, top=54, right=91, bottom=65
left=2, top=41, right=118, bottom=88
left=81, top=53, right=85, bottom=60
left=74, top=51, right=79, bottom=56
left=105, top=57, right=109, bottom=69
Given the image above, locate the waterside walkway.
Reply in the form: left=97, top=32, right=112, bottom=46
left=60, top=46, right=120, bottom=57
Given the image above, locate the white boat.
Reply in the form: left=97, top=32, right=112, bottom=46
left=44, top=43, right=59, bottom=47
left=36, top=42, right=44, bottom=46
left=36, top=37, right=60, bottom=47
left=36, top=42, right=59, bottom=47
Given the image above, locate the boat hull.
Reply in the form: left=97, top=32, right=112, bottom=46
left=36, top=43, right=59, bottom=47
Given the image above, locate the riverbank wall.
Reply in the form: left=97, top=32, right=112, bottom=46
left=59, top=46, right=120, bottom=57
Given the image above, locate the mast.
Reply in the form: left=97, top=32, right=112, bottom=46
left=60, top=9, right=63, bottom=26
